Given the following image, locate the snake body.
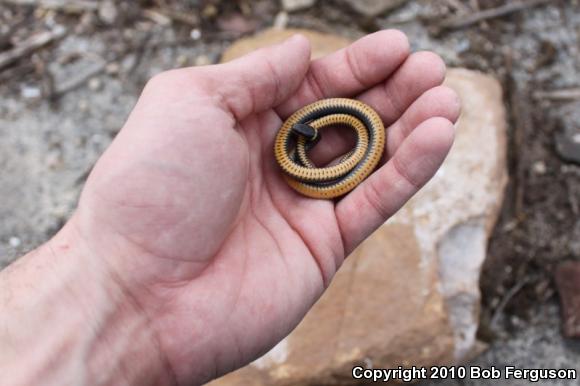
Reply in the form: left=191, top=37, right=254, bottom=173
left=274, top=98, right=385, bottom=199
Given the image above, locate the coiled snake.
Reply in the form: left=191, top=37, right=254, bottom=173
left=274, top=98, right=385, bottom=199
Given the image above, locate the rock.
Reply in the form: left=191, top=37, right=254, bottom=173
left=570, top=221, right=580, bottom=258
left=105, top=62, right=120, bottom=75
left=273, top=12, right=289, bottom=30
left=98, top=0, right=118, bottom=25
left=555, top=261, right=580, bottom=338
left=341, top=0, right=408, bottom=17
left=8, top=237, right=21, bottom=248
left=211, top=29, right=508, bottom=385
left=556, top=128, right=580, bottom=165
left=194, top=55, right=211, bottom=67
left=201, top=4, right=218, bottom=19
left=220, top=29, right=351, bottom=62
left=531, top=160, right=547, bottom=175
left=281, top=0, right=317, bottom=12
left=459, top=303, right=580, bottom=384
left=20, top=85, right=41, bottom=100
left=190, top=28, right=202, bottom=41
left=88, top=77, right=102, bottom=91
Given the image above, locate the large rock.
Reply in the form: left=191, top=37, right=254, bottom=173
left=212, top=28, right=508, bottom=385
left=220, top=29, right=352, bottom=62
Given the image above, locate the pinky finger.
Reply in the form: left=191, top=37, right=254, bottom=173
left=335, top=117, right=455, bottom=255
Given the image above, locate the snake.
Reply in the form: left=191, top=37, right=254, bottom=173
left=274, top=98, right=385, bottom=199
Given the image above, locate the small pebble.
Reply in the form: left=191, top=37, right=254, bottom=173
left=190, top=28, right=202, bottom=40
left=341, top=0, right=407, bottom=16
left=194, top=55, right=211, bottom=66
left=176, top=55, right=189, bottom=67
left=98, top=0, right=118, bottom=25
left=21, top=85, right=41, bottom=99
left=44, top=10, right=57, bottom=27
left=46, top=149, right=63, bottom=169
left=77, top=12, right=97, bottom=33
left=88, top=78, right=102, bottom=91
left=78, top=100, right=89, bottom=112
left=532, top=160, right=547, bottom=175
left=273, top=12, right=289, bottom=29
left=282, top=0, right=316, bottom=12
left=202, top=4, right=218, bottom=19
left=9, top=237, right=21, bottom=248
left=105, top=62, right=120, bottom=75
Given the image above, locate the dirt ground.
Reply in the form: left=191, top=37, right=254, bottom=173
left=1, top=0, right=579, bottom=383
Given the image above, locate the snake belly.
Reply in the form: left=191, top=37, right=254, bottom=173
left=274, top=98, right=385, bottom=199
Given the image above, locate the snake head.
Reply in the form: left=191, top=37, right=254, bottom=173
left=291, top=123, right=319, bottom=143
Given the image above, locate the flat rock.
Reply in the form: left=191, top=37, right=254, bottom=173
left=341, top=0, right=408, bottom=17
left=212, top=28, right=508, bottom=386
left=220, top=29, right=351, bottom=62
left=555, top=261, right=580, bottom=338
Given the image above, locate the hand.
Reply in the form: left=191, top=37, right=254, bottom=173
left=7, top=31, right=460, bottom=385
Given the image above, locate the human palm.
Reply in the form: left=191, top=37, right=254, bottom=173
left=73, top=31, right=460, bottom=384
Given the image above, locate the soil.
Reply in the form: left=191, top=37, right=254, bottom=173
left=1, top=0, right=579, bottom=383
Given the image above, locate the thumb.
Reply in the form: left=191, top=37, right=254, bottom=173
left=203, top=34, right=311, bottom=121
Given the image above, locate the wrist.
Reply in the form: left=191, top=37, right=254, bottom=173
left=0, top=216, right=176, bottom=386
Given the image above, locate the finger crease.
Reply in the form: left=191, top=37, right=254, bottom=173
left=383, top=81, right=405, bottom=120
left=262, top=55, right=283, bottom=106
left=305, top=66, right=327, bottom=100
left=392, top=155, right=421, bottom=189
left=364, top=177, right=393, bottom=220
left=344, top=48, right=368, bottom=89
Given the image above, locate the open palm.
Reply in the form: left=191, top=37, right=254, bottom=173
left=73, top=31, right=460, bottom=384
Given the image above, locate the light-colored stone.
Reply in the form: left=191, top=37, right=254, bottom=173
left=273, top=11, right=289, bottom=30
left=98, top=0, right=118, bottom=25
left=220, top=29, right=351, bottom=62
left=211, top=28, right=508, bottom=385
left=342, top=0, right=408, bottom=17
left=281, top=0, right=317, bottom=12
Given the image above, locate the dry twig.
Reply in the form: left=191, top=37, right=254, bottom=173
left=50, top=60, right=106, bottom=97
left=143, top=8, right=199, bottom=27
left=437, top=0, right=551, bottom=30
left=490, top=276, right=532, bottom=328
left=0, top=0, right=98, bottom=12
left=504, top=48, right=533, bottom=220
left=534, top=88, right=580, bottom=101
left=0, top=27, right=66, bottom=71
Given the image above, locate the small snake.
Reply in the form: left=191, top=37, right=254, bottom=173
left=274, top=98, right=385, bottom=199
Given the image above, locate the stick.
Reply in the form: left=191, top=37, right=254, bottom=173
left=51, top=60, right=106, bottom=97
left=0, top=0, right=98, bottom=12
left=490, top=276, right=531, bottom=328
left=143, top=8, right=199, bottom=27
left=0, top=26, right=67, bottom=71
left=51, top=31, right=152, bottom=98
left=438, top=0, right=551, bottom=30
left=534, top=88, right=580, bottom=101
